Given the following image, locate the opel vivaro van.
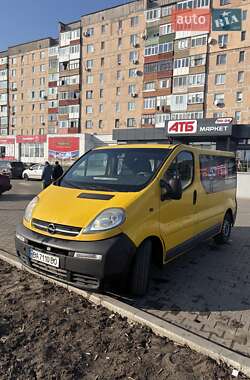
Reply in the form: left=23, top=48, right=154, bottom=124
left=16, top=144, right=237, bottom=295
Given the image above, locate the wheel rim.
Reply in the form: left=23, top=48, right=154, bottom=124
left=223, top=219, right=231, bottom=238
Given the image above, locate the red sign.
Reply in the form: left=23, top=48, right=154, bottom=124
left=0, top=138, right=15, bottom=144
left=172, top=9, right=211, bottom=32
left=16, top=135, right=47, bottom=144
left=168, top=120, right=197, bottom=134
left=48, top=137, right=79, bottom=160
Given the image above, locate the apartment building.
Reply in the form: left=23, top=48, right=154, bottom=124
left=206, top=0, right=250, bottom=124
left=81, top=1, right=145, bottom=132
left=0, top=51, right=8, bottom=137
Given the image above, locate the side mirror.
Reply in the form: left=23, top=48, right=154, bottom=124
left=160, top=178, right=182, bottom=201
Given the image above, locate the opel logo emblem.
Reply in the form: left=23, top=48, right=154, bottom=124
left=48, top=224, right=56, bottom=234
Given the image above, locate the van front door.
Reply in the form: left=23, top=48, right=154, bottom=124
left=159, top=150, right=197, bottom=262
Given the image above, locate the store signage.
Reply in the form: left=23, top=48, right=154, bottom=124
left=168, top=120, right=197, bottom=134
left=16, top=135, right=47, bottom=144
left=48, top=137, right=79, bottom=160
left=172, top=9, right=211, bottom=32
left=212, top=9, right=242, bottom=31
left=0, top=138, right=15, bottom=144
left=166, top=118, right=233, bottom=137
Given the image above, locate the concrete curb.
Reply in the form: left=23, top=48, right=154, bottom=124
left=1, top=250, right=250, bottom=378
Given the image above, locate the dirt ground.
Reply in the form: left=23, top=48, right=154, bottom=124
left=0, top=260, right=248, bottom=380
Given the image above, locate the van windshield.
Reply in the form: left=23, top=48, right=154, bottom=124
left=59, top=148, right=171, bottom=192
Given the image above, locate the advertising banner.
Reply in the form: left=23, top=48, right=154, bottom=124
left=16, top=135, right=47, bottom=144
left=48, top=136, right=80, bottom=161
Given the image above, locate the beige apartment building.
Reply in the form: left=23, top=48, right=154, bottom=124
left=80, top=0, right=146, bottom=132
left=7, top=38, right=57, bottom=137
left=206, top=0, right=250, bottom=124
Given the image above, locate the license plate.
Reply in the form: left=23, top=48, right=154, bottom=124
left=30, top=249, right=59, bottom=268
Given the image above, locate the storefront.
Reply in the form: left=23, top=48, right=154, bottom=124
left=0, top=137, right=15, bottom=160
left=16, top=135, right=47, bottom=164
left=113, top=118, right=250, bottom=171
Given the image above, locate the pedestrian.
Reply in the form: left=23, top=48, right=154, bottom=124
left=42, top=161, right=53, bottom=189
left=52, top=161, right=64, bottom=181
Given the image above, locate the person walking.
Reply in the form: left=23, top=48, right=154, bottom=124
left=42, top=161, right=53, bottom=189
left=52, top=161, right=64, bottom=181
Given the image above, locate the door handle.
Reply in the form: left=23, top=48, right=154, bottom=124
left=193, top=190, right=197, bottom=205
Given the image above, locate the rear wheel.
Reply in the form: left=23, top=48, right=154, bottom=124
left=131, top=240, right=152, bottom=296
left=214, top=213, right=232, bottom=244
left=23, top=174, right=29, bottom=181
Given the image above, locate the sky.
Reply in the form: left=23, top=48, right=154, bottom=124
left=0, top=0, right=134, bottom=51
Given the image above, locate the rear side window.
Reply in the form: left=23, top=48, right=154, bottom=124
left=164, top=151, right=194, bottom=190
left=200, top=155, right=236, bottom=193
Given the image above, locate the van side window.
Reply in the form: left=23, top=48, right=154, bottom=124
left=164, top=151, right=194, bottom=190
left=200, top=155, right=237, bottom=193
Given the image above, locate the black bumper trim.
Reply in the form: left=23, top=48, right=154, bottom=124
left=15, top=224, right=136, bottom=290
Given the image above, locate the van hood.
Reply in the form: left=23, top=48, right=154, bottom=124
left=32, top=184, right=140, bottom=229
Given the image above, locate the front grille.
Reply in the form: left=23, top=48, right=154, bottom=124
left=32, top=218, right=82, bottom=237
left=71, top=273, right=100, bottom=290
left=30, top=260, right=68, bottom=280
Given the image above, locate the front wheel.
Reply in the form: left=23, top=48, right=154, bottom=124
left=130, top=240, right=152, bottom=296
left=214, top=213, right=232, bottom=244
left=23, top=174, right=29, bottom=181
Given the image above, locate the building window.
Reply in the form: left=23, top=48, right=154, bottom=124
left=129, top=68, right=137, bottom=78
left=86, top=90, right=93, bottom=99
left=128, top=84, right=136, bottom=95
left=215, top=73, right=225, bottom=85
left=177, top=38, right=189, bottom=50
left=117, top=54, right=122, bottom=65
left=101, top=41, right=105, bottom=50
left=129, top=51, right=138, bottom=62
left=130, top=34, right=138, bottom=47
left=86, top=120, right=93, bottom=129
left=159, top=23, right=172, bottom=36
left=220, top=0, right=230, bottom=5
left=218, top=34, right=228, bottom=46
left=127, top=118, right=136, bottom=127
left=235, top=111, right=241, bottom=121
left=118, top=20, right=122, bottom=30
left=241, top=31, right=246, bottom=41
left=116, top=87, right=121, bottom=96
left=191, top=35, right=207, bottom=47
left=86, top=59, right=93, bottom=69
left=189, top=73, right=205, bottom=86
left=238, top=71, right=244, bottom=83
left=117, top=70, right=122, bottom=80
left=98, top=120, right=103, bottom=129
left=214, top=93, right=225, bottom=105
left=86, top=75, right=93, bottom=84
left=87, top=44, right=94, bottom=53
left=242, top=10, right=247, bottom=21
left=86, top=27, right=94, bottom=36
left=115, top=102, right=120, bottom=112
left=128, top=102, right=136, bottom=111
left=160, top=78, right=171, bottom=88
left=99, top=72, right=104, bottom=84
left=131, top=16, right=139, bottom=27
left=118, top=38, right=122, bottom=48
left=239, top=51, right=245, bottom=62
left=145, top=9, right=160, bottom=21
left=101, top=24, right=106, bottom=33
left=40, top=51, right=45, bottom=60
left=99, top=104, right=104, bottom=113
left=188, top=92, right=204, bottom=104
left=115, top=119, right=120, bottom=128
left=40, top=64, right=45, bottom=72
left=32, top=66, right=35, bottom=73
left=236, top=91, right=243, bottom=102
left=190, top=54, right=206, bottom=67
left=216, top=54, right=227, bottom=65
left=144, top=97, right=156, bottom=109
left=86, top=105, right=93, bottom=114
left=144, top=82, right=155, bottom=91
left=100, top=89, right=104, bottom=98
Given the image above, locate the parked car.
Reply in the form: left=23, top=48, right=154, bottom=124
left=22, top=164, right=45, bottom=181
left=0, top=161, right=25, bottom=179
left=0, top=174, right=12, bottom=195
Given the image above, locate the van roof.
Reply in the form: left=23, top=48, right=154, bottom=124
left=93, top=144, right=235, bottom=156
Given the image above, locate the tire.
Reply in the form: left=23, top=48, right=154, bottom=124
left=23, top=174, right=29, bottom=181
left=131, top=240, right=152, bottom=296
left=214, top=213, right=232, bottom=244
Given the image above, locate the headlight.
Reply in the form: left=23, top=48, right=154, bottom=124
left=24, top=196, right=39, bottom=223
left=83, top=208, right=125, bottom=233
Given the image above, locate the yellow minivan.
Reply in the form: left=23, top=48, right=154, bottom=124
left=16, top=144, right=237, bottom=295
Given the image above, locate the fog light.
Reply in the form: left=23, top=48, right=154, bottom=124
left=15, top=233, right=26, bottom=243
left=74, top=252, right=102, bottom=261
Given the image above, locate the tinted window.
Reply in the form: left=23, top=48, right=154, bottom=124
left=164, top=151, right=194, bottom=190
left=59, top=148, right=171, bottom=192
left=200, top=155, right=236, bottom=193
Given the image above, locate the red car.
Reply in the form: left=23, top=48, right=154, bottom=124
left=0, top=174, right=12, bottom=195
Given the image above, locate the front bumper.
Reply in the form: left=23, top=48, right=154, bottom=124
left=15, top=224, right=136, bottom=291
